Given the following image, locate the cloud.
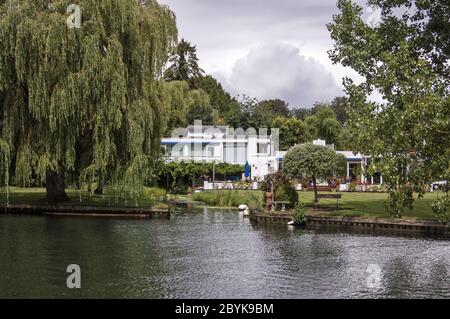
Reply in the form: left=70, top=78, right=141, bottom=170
left=159, top=0, right=374, bottom=106
left=217, top=43, right=343, bottom=107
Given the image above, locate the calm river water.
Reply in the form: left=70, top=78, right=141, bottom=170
left=0, top=207, right=449, bottom=298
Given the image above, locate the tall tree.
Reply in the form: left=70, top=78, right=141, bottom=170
left=186, top=89, right=213, bottom=125
left=164, top=38, right=204, bottom=85
left=328, top=0, right=450, bottom=215
left=329, top=96, right=350, bottom=124
left=290, top=107, right=312, bottom=121
left=272, top=116, right=309, bottom=151
left=193, top=75, right=243, bottom=127
left=304, top=106, right=342, bottom=146
left=0, top=0, right=177, bottom=203
left=258, top=99, right=290, bottom=118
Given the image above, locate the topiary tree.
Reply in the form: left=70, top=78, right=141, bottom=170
left=283, top=143, right=346, bottom=203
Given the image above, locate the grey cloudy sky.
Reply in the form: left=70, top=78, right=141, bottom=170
left=159, top=0, right=372, bottom=107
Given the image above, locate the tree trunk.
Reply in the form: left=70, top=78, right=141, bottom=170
left=46, top=171, right=69, bottom=204
left=94, top=185, right=103, bottom=195
left=312, top=175, right=318, bottom=204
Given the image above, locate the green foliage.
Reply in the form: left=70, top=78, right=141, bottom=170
left=304, top=106, right=342, bottom=146
left=143, top=187, right=166, bottom=201
left=275, top=185, right=298, bottom=208
left=193, top=75, right=242, bottom=127
left=164, top=38, right=204, bottom=84
left=192, top=190, right=263, bottom=209
left=329, top=96, right=350, bottom=124
left=251, top=99, right=291, bottom=128
left=283, top=143, right=346, bottom=202
left=328, top=0, right=450, bottom=215
left=186, top=89, right=213, bottom=125
left=348, top=181, right=357, bottom=192
left=157, top=161, right=244, bottom=193
left=283, top=143, right=346, bottom=180
left=385, top=186, right=414, bottom=218
left=272, top=116, right=309, bottom=151
left=293, top=202, right=307, bottom=225
left=260, top=171, right=291, bottom=194
left=431, top=195, right=449, bottom=224
left=0, top=0, right=178, bottom=200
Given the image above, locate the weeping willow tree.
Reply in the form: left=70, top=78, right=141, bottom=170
left=0, top=0, right=178, bottom=203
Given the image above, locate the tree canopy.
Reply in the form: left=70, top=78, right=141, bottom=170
left=328, top=0, right=450, bottom=213
left=283, top=143, right=346, bottom=202
left=272, top=116, right=309, bottom=151
left=164, top=38, right=204, bottom=84
left=0, top=0, right=178, bottom=202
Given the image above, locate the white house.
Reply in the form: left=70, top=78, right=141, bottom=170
left=161, top=123, right=383, bottom=185
left=161, top=122, right=281, bottom=181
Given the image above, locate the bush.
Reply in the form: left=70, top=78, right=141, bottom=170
left=275, top=185, right=298, bottom=208
left=293, top=202, right=307, bottom=225
left=385, top=187, right=414, bottom=218
left=144, top=187, right=166, bottom=200
left=234, top=180, right=252, bottom=189
left=431, top=196, right=449, bottom=224
left=260, top=171, right=291, bottom=193
left=172, top=182, right=188, bottom=195
left=348, top=181, right=357, bottom=192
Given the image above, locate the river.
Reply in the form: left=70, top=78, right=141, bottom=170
left=0, top=207, right=448, bottom=298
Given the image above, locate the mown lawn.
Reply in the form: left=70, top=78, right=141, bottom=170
left=0, top=187, right=445, bottom=221
left=298, top=191, right=443, bottom=220
left=0, top=187, right=167, bottom=208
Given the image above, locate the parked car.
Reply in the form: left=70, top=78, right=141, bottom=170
left=431, top=181, right=449, bottom=192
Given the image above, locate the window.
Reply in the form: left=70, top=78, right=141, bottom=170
left=207, top=147, right=214, bottom=158
left=258, top=143, right=268, bottom=154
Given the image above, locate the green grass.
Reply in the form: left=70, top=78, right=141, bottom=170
left=298, top=191, right=444, bottom=221
left=0, top=187, right=167, bottom=209
left=0, top=187, right=445, bottom=221
left=192, top=190, right=264, bottom=209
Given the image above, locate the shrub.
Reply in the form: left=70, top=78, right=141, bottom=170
left=234, top=180, right=252, bottom=189
left=385, top=187, right=414, bottom=218
left=275, top=185, right=298, bottom=208
left=144, top=187, right=166, bottom=200
left=260, top=171, right=291, bottom=193
left=431, top=196, right=449, bottom=224
left=172, top=182, right=188, bottom=195
left=348, top=181, right=357, bottom=192
left=293, top=202, right=307, bottom=225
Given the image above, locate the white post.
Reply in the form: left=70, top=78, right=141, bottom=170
left=212, top=160, right=216, bottom=190
left=346, top=162, right=350, bottom=179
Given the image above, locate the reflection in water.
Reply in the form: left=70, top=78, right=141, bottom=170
left=0, top=207, right=449, bottom=298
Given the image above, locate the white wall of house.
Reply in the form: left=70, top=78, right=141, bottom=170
left=161, top=126, right=279, bottom=180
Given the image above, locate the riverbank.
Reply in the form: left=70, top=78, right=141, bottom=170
left=0, top=187, right=169, bottom=218
left=0, top=204, right=170, bottom=219
left=250, top=211, right=450, bottom=238
left=192, top=190, right=444, bottom=221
